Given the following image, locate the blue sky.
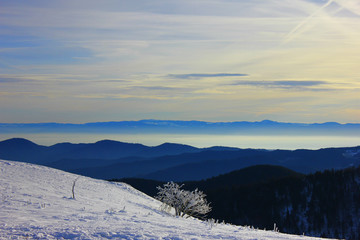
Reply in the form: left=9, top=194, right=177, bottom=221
left=1, top=0, right=360, bottom=123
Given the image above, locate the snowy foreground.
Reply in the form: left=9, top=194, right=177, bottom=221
left=0, top=160, right=331, bottom=240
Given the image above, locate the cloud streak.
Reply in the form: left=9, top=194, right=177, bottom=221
left=229, top=80, right=330, bottom=91
left=283, top=0, right=360, bottom=43
left=168, top=73, right=248, bottom=79
left=0, top=77, right=27, bottom=83
left=333, top=0, right=360, bottom=16
left=283, top=0, right=334, bottom=43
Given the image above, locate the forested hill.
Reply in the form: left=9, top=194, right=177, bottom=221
left=118, top=165, right=360, bottom=240
left=207, top=166, right=360, bottom=239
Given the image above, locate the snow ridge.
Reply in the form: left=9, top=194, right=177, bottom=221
left=0, top=160, right=329, bottom=239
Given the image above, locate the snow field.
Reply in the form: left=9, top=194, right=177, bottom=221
left=0, top=160, right=331, bottom=239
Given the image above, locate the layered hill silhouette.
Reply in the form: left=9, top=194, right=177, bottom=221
left=138, top=147, right=360, bottom=181
left=0, top=138, right=201, bottom=164
left=70, top=145, right=359, bottom=181
left=0, top=138, right=359, bottom=181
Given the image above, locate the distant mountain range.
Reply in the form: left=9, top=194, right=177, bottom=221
left=0, top=138, right=205, bottom=165
left=1, top=119, right=360, bottom=135
left=1, top=138, right=360, bottom=181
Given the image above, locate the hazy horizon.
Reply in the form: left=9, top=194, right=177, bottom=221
left=1, top=119, right=360, bottom=125
left=1, top=133, right=360, bottom=151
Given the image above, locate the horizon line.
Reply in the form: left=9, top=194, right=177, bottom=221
left=0, top=119, right=359, bottom=125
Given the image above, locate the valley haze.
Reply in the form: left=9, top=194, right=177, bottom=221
left=1, top=119, right=360, bottom=149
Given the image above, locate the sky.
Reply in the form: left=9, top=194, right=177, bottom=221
left=1, top=0, right=360, bottom=124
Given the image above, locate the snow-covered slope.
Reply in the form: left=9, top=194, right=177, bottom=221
left=0, top=160, right=330, bottom=240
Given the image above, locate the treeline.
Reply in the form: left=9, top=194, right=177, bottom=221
left=115, top=165, right=360, bottom=239
left=206, top=167, right=360, bottom=239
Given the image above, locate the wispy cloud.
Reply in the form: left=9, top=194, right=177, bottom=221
left=270, top=80, right=327, bottom=87
left=333, top=0, right=360, bottom=17
left=283, top=0, right=360, bottom=43
left=168, top=73, right=248, bottom=79
left=0, top=77, right=27, bottom=83
left=0, top=0, right=359, bottom=123
left=133, top=86, right=188, bottom=91
left=283, top=0, right=335, bottom=43
left=229, top=80, right=330, bottom=91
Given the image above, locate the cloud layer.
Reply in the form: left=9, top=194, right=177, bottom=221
left=0, top=0, right=359, bottom=123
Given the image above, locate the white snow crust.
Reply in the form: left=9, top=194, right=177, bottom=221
left=0, top=159, right=331, bottom=240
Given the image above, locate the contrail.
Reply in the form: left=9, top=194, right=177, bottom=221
left=333, top=0, right=360, bottom=16
left=283, top=0, right=334, bottom=43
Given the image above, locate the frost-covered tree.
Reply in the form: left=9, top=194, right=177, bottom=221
left=156, top=181, right=211, bottom=218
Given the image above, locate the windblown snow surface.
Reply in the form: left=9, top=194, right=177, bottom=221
left=0, top=160, right=331, bottom=240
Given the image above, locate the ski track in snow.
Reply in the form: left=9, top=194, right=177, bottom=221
left=0, top=159, right=332, bottom=240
